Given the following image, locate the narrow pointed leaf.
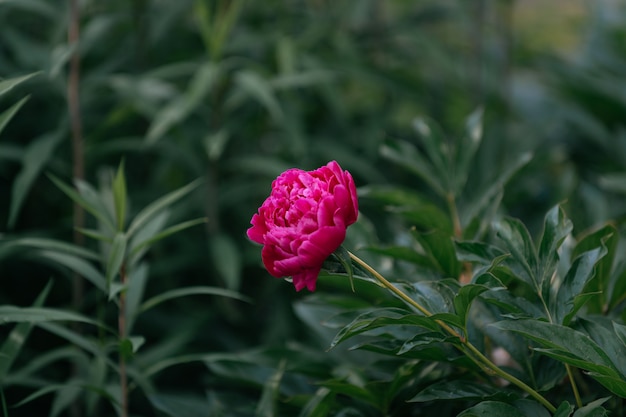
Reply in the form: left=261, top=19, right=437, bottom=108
left=552, top=245, right=607, bottom=325
left=0, top=281, right=52, bottom=380
left=105, top=232, right=127, bottom=295
left=494, top=217, right=538, bottom=289
left=126, top=178, right=202, bottom=238
left=138, top=286, right=250, bottom=315
left=380, top=140, right=446, bottom=197
left=0, top=72, right=40, bottom=96
left=0, top=96, right=29, bottom=138
left=538, top=205, right=573, bottom=296
left=8, top=128, right=63, bottom=228
left=48, top=174, right=116, bottom=233
left=112, top=161, right=127, bottom=231
left=458, top=401, right=528, bottom=417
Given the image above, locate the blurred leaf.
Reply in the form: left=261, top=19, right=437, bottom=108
left=232, top=70, right=284, bottom=123
left=0, top=306, right=102, bottom=327
left=50, top=384, right=81, bottom=417
left=255, top=360, right=285, bottom=417
left=0, top=72, right=40, bottom=96
left=0, top=96, right=29, bottom=139
left=112, top=161, right=127, bottom=231
left=209, top=232, right=242, bottom=291
left=148, top=393, right=213, bottom=417
left=124, top=263, right=148, bottom=334
left=0, top=281, right=51, bottom=381
left=33, top=250, right=107, bottom=293
left=411, top=117, right=449, bottom=186
left=74, top=178, right=116, bottom=232
left=7, top=126, right=64, bottom=228
left=146, top=62, right=220, bottom=144
left=380, top=139, right=446, bottom=197
left=126, top=178, right=202, bottom=238
left=105, top=232, right=127, bottom=297
left=453, top=108, right=483, bottom=192
left=48, top=174, right=116, bottom=234
left=0, top=237, right=100, bottom=262
left=298, top=387, right=334, bottom=417
left=138, top=286, right=250, bottom=315
left=463, top=152, right=532, bottom=229
left=598, top=173, right=626, bottom=193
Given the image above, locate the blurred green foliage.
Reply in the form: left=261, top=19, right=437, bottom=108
left=1, top=0, right=626, bottom=416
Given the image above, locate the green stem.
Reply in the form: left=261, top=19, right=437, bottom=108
left=565, top=364, right=583, bottom=408
left=347, top=251, right=557, bottom=414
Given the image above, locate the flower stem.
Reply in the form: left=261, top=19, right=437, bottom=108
left=347, top=251, right=556, bottom=414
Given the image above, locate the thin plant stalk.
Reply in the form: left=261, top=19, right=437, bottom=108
left=347, top=251, right=557, bottom=414
left=118, top=264, right=129, bottom=417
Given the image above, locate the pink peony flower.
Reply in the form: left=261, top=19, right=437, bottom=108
left=247, top=160, right=359, bottom=291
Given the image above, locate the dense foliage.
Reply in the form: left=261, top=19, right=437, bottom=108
left=1, top=1, right=626, bottom=416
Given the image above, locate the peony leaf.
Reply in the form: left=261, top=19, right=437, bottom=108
left=409, top=379, right=516, bottom=403
left=458, top=400, right=545, bottom=417
left=537, top=205, right=573, bottom=298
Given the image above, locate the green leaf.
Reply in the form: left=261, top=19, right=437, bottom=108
left=73, top=178, right=117, bottom=232
left=409, top=380, right=516, bottom=402
left=0, top=237, right=100, bottom=262
left=138, top=286, right=250, bottom=315
left=333, top=245, right=354, bottom=291
left=572, top=398, right=610, bottom=417
left=0, top=281, right=51, bottom=380
left=255, top=360, right=285, bottom=417
left=233, top=70, right=284, bottom=123
left=146, top=62, right=220, bottom=144
left=379, top=140, right=446, bottom=197
left=411, top=228, right=460, bottom=277
left=0, top=306, right=102, bottom=327
left=0, top=96, right=29, bottom=138
left=48, top=174, right=116, bottom=233
left=453, top=108, right=483, bottom=192
left=457, top=400, right=528, bottom=417
left=106, top=232, right=127, bottom=297
left=298, top=387, right=334, bottom=417
left=209, top=232, right=242, bottom=291
left=553, top=401, right=574, bottom=417
left=454, top=240, right=506, bottom=265
left=571, top=225, right=616, bottom=313
left=130, top=217, right=207, bottom=263
left=552, top=244, right=607, bottom=325
left=537, top=205, right=573, bottom=297
left=124, top=263, right=148, bottom=334
left=494, top=217, right=538, bottom=290
left=33, top=250, right=107, bottom=293
left=454, top=283, right=492, bottom=328
left=126, top=178, right=202, bottom=238
left=0, top=72, right=40, bottom=96
left=411, top=116, right=449, bottom=186
left=329, top=308, right=440, bottom=350
left=8, top=130, right=63, bottom=228
left=495, top=319, right=621, bottom=377
left=112, top=160, right=127, bottom=231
